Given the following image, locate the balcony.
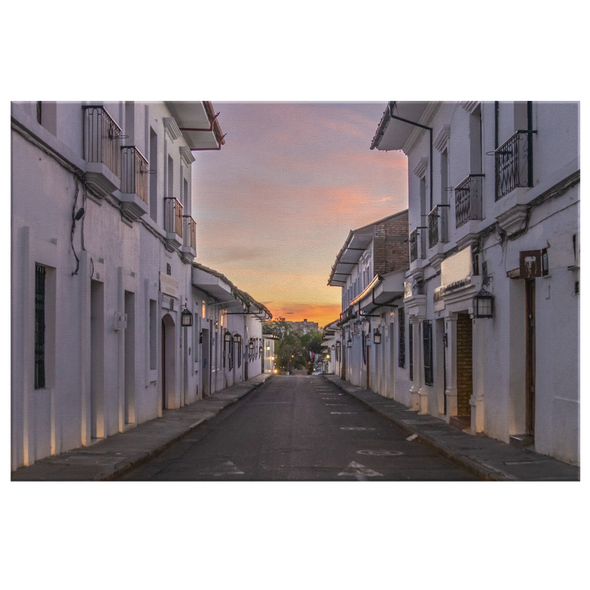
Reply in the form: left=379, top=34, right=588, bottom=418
left=495, top=130, right=532, bottom=201
left=455, top=174, right=484, bottom=228
left=180, top=215, right=197, bottom=263
left=164, top=198, right=183, bottom=250
left=119, top=146, right=149, bottom=221
left=83, top=105, right=121, bottom=197
left=409, top=228, right=426, bottom=263
left=428, top=205, right=449, bottom=248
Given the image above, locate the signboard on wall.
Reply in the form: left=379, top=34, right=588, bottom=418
left=520, top=250, right=549, bottom=279
left=159, top=272, right=179, bottom=298
left=441, top=245, right=472, bottom=286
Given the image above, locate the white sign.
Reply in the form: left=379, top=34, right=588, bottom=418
left=159, top=272, right=179, bottom=298
left=441, top=245, right=472, bottom=287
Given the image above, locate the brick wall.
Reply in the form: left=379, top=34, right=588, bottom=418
left=456, top=312, right=472, bottom=417
left=373, top=211, right=409, bottom=275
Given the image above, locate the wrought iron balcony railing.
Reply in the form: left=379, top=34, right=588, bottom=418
left=409, top=228, right=426, bottom=262
left=428, top=205, right=449, bottom=248
left=164, top=198, right=184, bottom=237
left=455, top=174, right=484, bottom=228
left=494, top=130, right=533, bottom=200
left=121, top=146, right=149, bottom=204
left=83, top=105, right=122, bottom=178
left=183, top=215, right=196, bottom=251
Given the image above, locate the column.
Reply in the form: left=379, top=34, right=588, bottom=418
left=409, top=317, right=422, bottom=411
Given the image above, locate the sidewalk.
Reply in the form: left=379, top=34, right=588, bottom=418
left=11, top=374, right=273, bottom=481
left=323, top=375, right=580, bottom=481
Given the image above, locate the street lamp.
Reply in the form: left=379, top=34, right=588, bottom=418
left=373, top=329, right=382, bottom=345
left=474, top=288, right=494, bottom=318
left=180, top=307, right=193, bottom=327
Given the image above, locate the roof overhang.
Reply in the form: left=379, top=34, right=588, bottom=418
left=191, top=266, right=236, bottom=303
left=166, top=101, right=225, bottom=151
left=344, top=269, right=406, bottom=316
left=370, top=101, right=430, bottom=152
left=328, top=226, right=374, bottom=286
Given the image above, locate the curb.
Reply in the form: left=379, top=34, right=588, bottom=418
left=323, top=376, right=508, bottom=482
left=103, top=375, right=274, bottom=484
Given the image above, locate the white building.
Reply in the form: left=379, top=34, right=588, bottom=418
left=11, top=101, right=271, bottom=471
left=370, top=101, right=579, bottom=465
left=328, top=210, right=409, bottom=396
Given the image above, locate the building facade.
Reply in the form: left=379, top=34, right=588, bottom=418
left=286, top=319, right=319, bottom=335
left=11, top=101, right=271, bottom=471
left=327, top=210, right=410, bottom=397
left=367, top=101, right=579, bottom=465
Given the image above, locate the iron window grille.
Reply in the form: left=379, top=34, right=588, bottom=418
left=409, top=228, right=426, bottom=262
left=428, top=205, right=449, bottom=248
left=83, top=105, right=122, bottom=178
left=409, top=320, right=413, bottom=381
left=121, top=146, right=149, bottom=204
left=423, top=320, right=433, bottom=386
left=34, top=264, right=46, bottom=389
left=494, top=130, right=534, bottom=200
left=164, top=198, right=184, bottom=237
left=455, top=174, right=484, bottom=228
left=398, top=307, right=405, bottom=368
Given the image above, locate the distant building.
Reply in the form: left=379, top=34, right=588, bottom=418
left=286, top=319, right=319, bottom=335
left=328, top=209, right=410, bottom=391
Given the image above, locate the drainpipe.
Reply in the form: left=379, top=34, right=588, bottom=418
left=388, top=102, right=434, bottom=211
left=494, top=101, right=499, bottom=149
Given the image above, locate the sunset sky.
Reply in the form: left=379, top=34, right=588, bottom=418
left=192, top=102, right=409, bottom=328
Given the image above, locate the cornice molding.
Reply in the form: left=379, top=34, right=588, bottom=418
left=413, top=156, right=429, bottom=178
left=163, top=117, right=182, bottom=141
left=403, top=101, right=442, bottom=154
left=460, top=101, right=480, bottom=114
left=180, top=146, right=195, bottom=166
left=433, top=124, right=451, bottom=152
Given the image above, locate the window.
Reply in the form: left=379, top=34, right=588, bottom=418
left=398, top=307, right=405, bottom=368
left=149, top=299, right=157, bottom=370
left=423, top=320, right=433, bottom=386
left=34, top=264, right=46, bottom=389
left=149, top=128, right=158, bottom=222
left=167, top=155, right=174, bottom=198
left=409, top=320, right=413, bottom=381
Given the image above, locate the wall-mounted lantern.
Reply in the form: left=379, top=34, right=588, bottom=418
left=474, top=288, right=494, bottom=318
left=266, top=345, right=270, bottom=350
left=234, top=334, right=242, bottom=343
left=181, top=307, right=193, bottom=327
left=259, top=346, right=263, bottom=353
left=249, top=341, right=254, bottom=350
left=224, top=331, right=232, bottom=343
left=347, top=338, right=352, bottom=348
left=331, top=344, right=335, bottom=350
left=373, top=329, right=382, bottom=345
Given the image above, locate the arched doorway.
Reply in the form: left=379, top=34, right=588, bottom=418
left=161, top=313, right=176, bottom=411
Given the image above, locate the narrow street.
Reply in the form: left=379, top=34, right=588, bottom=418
left=123, top=375, right=475, bottom=481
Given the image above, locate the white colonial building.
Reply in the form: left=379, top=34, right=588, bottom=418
left=328, top=210, right=410, bottom=397
left=369, top=101, right=579, bottom=465
left=11, top=101, right=271, bottom=471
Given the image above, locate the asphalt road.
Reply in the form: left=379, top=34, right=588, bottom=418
left=122, top=375, right=475, bottom=481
